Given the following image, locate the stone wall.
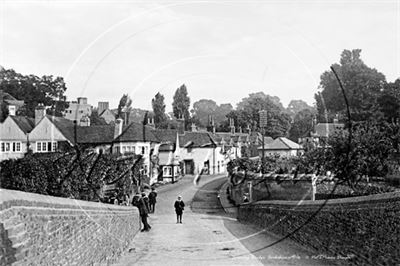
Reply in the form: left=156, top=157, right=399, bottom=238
left=238, top=192, right=400, bottom=265
left=0, top=189, right=140, bottom=265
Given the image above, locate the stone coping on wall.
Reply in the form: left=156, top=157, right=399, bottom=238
left=250, top=191, right=400, bottom=207
left=0, top=188, right=134, bottom=212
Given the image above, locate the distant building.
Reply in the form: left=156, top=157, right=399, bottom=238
left=299, top=117, right=345, bottom=148
left=0, top=90, right=25, bottom=116
left=258, top=137, right=303, bottom=157
left=64, top=97, right=92, bottom=122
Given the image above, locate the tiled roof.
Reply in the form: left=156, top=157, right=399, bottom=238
left=259, top=137, right=301, bottom=150
left=313, top=123, right=344, bottom=138
left=115, top=122, right=159, bottom=143
left=152, top=129, right=178, bottom=143
left=76, top=125, right=115, bottom=144
left=10, top=116, right=34, bottom=134
left=47, top=116, right=76, bottom=143
left=179, top=132, right=216, bottom=148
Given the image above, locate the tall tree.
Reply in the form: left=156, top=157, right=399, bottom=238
left=151, top=92, right=166, bottom=128
left=117, top=94, right=132, bottom=121
left=172, top=84, right=190, bottom=127
left=0, top=68, right=69, bottom=117
left=288, top=109, right=315, bottom=142
left=286, top=99, right=314, bottom=118
left=315, top=49, right=386, bottom=122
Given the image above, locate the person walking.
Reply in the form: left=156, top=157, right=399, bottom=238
left=148, top=187, right=158, bottom=213
left=174, top=195, right=185, bottom=224
left=133, top=192, right=151, bottom=232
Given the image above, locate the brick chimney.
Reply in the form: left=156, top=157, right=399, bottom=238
left=114, top=118, right=123, bottom=138
left=35, top=104, right=46, bottom=125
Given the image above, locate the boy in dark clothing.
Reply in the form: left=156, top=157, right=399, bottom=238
left=148, top=188, right=157, bottom=213
left=174, top=195, right=185, bottom=223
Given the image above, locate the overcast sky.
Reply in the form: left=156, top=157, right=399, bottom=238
left=1, top=1, right=399, bottom=112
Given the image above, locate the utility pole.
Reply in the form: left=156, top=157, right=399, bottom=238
left=259, top=110, right=268, bottom=175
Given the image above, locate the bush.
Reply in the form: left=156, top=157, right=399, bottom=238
left=0, top=151, right=143, bottom=202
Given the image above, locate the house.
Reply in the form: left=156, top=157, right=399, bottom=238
left=258, top=137, right=303, bottom=157
left=0, top=115, right=34, bottom=161
left=178, top=131, right=223, bottom=175
left=112, top=119, right=160, bottom=184
left=299, top=117, right=345, bottom=148
left=97, top=101, right=116, bottom=124
left=63, top=97, right=92, bottom=122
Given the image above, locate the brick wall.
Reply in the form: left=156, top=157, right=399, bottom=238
left=0, top=189, right=140, bottom=265
left=238, top=192, right=400, bottom=265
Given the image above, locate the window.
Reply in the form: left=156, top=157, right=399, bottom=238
left=122, top=146, right=126, bottom=154
left=163, top=166, right=172, bottom=176
left=132, top=146, right=135, bottom=154
left=36, top=141, right=57, bottom=153
left=1, top=142, right=4, bottom=152
left=5, top=143, right=10, bottom=152
left=141, top=147, right=145, bottom=155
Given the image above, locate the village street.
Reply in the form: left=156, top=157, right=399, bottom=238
left=113, top=175, right=333, bottom=266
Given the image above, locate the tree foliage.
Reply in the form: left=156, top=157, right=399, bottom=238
left=172, top=84, right=190, bottom=128
left=191, top=99, right=233, bottom=128
left=0, top=151, right=143, bottom=202
left=89, top=109, right=107, bottom=125
left=0, top=68, right=69, bottom=117
left=117, top=94, right=132, bottom=120
left=315, top=49, right=386, bottom=122
left=151, top=92, right=166, bottom=128
left=288, top=109, right=316, bottom=142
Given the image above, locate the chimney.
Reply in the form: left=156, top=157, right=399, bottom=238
left=114, top=118, right=123, bottom=138
left=98, top=101, right=109, bottom=115
left=177, top=118, right=185, bottom=134
left=8, top=105, right=16, bottom=116
left=35, top=104, right=46, bottom=125
left=77, top=97, right=87, bottom=104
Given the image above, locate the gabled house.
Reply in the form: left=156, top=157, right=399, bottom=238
left=0, top=116, right=34, bottom=161
left=299, top=117, right=345, bottom=148
left=113, top=119, right=160, bottom=184
left=258, top=137, right=303, bottom=157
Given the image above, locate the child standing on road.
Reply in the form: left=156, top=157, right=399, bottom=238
left=174, top=195, right=185, bottom=223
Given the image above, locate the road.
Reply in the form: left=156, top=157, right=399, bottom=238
left=113, top=175, right=334, bottom=266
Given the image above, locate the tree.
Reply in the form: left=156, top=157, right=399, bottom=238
left=117, top=94, right=132, bottom=121
left=286, top=99, right=314, bottom=118
left=236, top=92, right=291, bottom=137
left=151, top=92, right=166, bottom=128
left=172, top=84, right=190, bottom=128
left=89, top=109, right=107, bottom=125
left=315, top=49, right=386, bottom=122
left=0, top=68, right=69, bottom=117
left=191, top=99, right=218, bottom=127
left=377, top=79, right=400, bottom=122
left=288, top=109, right=315, bottom=142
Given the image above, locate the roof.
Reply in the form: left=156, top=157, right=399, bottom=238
left=152, top=129, right=178, bottom=143
left=10, top=116, right=34, bottom=134
left=313, top=123, right=344, bottom=138
left=76, top=125, right=115, bottom=144
left=114, top=122, right=159, bottom=143
left=259, top=137, right=302, bottom=150
left=47, top=115, right=76, bottom=143
left=179, top=132, right=216, bottom=148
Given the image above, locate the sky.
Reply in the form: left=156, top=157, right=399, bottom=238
left=1, top=0, right=399, bottom=112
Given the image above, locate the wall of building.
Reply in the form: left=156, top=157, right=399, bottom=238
left=0, top=117, right=28, bottom=161
left=28, top=117, right=69, bottom=152
left=0, top=189, right=140, bottom=265
left=64, top=102, right=92, bottom=122
left=237, top=192, right=400, bottom=265
left=179, top=147, right=226, bottom=175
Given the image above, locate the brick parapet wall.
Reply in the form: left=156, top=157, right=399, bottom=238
left=0, top=189, right=140, bottom=266
left=238, top=191, right=400, bottom=265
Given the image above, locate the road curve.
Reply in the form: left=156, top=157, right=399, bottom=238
left=113, top=175, right=334, bottom=266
